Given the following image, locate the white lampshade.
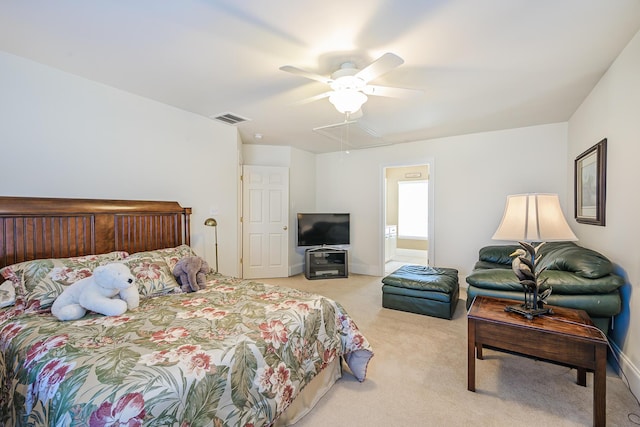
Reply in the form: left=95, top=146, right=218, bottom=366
left=492, top=193, right=577, bottom=242
left=329, top=89, right=368, bottom=114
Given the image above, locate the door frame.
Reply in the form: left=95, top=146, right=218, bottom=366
left=381, top=159, right=435, bottom=274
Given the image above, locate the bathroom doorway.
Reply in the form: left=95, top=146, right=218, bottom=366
left=384, top=164, right=431, bottom=274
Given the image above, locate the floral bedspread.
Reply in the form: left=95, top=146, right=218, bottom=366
left=0, top=276, right=373, bottom=426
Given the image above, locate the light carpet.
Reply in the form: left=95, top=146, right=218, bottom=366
left=259, top=273, right=640, bottom=427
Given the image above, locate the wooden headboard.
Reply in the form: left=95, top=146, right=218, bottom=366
left=0, top=196, right=191, bottom=268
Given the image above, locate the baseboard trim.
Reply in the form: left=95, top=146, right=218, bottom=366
left=350, top=262, right=381, bottom=277
left=289, top=262, right=304, bottom=277
left=395, top=248, right=428, bottom=258
left=609, top=339, right=640, bottom=401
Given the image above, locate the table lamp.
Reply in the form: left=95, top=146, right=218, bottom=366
left=204, top=218, right=218, bottom=273
left=492, top=193, right=577, bottom=319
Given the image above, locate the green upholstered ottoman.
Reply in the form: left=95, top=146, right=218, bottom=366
left=382, top=265, right=459, bottom=320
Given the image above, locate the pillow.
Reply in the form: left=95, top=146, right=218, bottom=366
left=150, top=244, right=199, bottom=270
left=122, top=254, right=181, bottom=297
left=0, top=280, right=15, bottom=308
left=1, top=251, right=129, bottom=309
left=0, top=264, right=28, bottom=309
left=122, top=245, right=197, bottom=297
left=0, top=265, right=23, bottom=288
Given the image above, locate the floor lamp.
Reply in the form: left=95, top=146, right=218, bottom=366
left=204, top=218, right=218, bottom=273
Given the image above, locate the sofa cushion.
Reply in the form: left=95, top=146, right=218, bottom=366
left=465, top=269, right=524, bottom=293
left=541, top=270, right=624, bottom=293
left=473, top=261, right=513, bottom=270
left=465, top=268, right=624, bottom=295
left=466, top=285, right=621, bottom=318
left=382, top=265, right=458, bottom=294
left=478, top=245, right=520, bottom=266
left=537, top=242, right=613, bottom=279
left=475, top=242, right=616, bottom=279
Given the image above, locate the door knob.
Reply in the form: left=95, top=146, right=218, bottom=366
left=283, top=226, right=288, bottom=230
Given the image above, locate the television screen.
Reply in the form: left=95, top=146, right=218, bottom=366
left=297, top=213, right=350, bottom=246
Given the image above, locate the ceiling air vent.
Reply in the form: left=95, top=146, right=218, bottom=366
left=211, top=112, right=251, bottom=125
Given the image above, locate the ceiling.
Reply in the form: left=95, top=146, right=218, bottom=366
left=1, top=1, right=639, bottom=154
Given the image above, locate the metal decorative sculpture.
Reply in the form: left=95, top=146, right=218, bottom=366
left=506, top=241, right=553, bottom=319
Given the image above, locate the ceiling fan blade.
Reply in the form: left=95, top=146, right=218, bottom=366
left=292, top=91, right=333, bottom=105
left=355, top=52, right=404, bottom=83
left=279, top=65, right=332, bottom=84
left=363, top=85, right=422, bottom=98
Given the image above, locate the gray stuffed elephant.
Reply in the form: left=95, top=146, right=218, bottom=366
left=173, top=256, right=210, bottom=292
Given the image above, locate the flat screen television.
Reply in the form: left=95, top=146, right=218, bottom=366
left=297, top=213, right=350, bottom=246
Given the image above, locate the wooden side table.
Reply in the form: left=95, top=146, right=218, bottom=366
left=467, top=296, right=608, bottom=427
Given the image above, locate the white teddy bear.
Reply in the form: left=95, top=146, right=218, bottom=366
left=51, top=263, right=139, bottom=321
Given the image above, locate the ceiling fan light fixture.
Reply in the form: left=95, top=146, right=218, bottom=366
left=330, top=74, right=366, bottom=91
left=281, top=52, right=411, bottom=115
left=329, top=89, right=368, bottom=114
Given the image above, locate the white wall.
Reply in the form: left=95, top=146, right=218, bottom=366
left=241, top=144, right=316, bottom=275
left=568, top=29, right=640, bottom=396
left=315, top=123, right=569, bottom=278
left=0, top=52, right=241, bottom=277
left=5, top=39, right=636, bottom=394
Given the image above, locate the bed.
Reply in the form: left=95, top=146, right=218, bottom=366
left=0, top=196, right=373, bottom=427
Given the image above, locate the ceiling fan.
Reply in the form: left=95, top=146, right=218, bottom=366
left=280, top=52, right=421, bottom=115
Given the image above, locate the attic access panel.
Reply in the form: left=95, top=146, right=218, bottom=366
left=313, top=121, right=390, bottom=150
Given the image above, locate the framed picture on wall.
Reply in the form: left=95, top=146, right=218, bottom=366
left=574, top=138, right=607, bottom=226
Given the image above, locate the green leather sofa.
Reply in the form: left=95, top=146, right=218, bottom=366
left=465, top=242, right=625, bottom=332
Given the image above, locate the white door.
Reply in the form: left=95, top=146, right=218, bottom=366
left=242, top=165, right=289, bottom=279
